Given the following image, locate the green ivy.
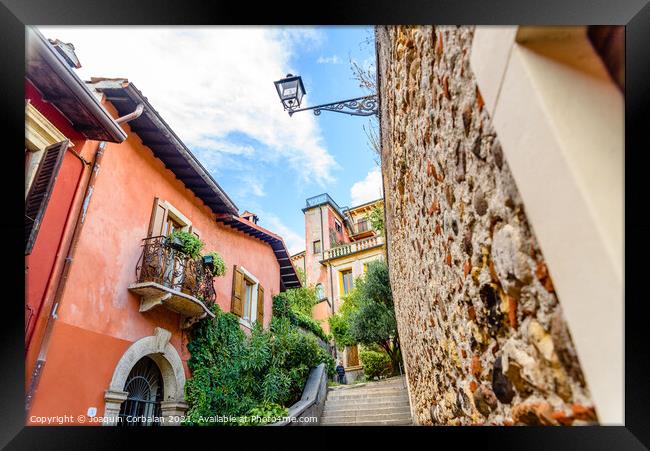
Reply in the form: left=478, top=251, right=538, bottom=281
left=272, top=294, right=330, bottom=342
left=204, top=251, right=227, bottom=277
left=275, top=287, right=317, bottom=317
left=183, top=305, right=334, bottom=426
left=238, top=403, right=288, bottom=425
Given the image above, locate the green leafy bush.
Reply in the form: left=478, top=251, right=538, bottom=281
left=169, top=230, right=204, bottom=259
left=275, top=287, right=317, bottom=317
left=238, top=403, right=288, bottom=425
left=360, top=349, right=391, bottom=380
left=328, top=260, right=401, bottom=375
left=272, top=295, right=330, bottom=343
left=204, top=251, right=227, bottom=277
left=366, top=205, right=385, bottom=235
left=328, top=288, right=361, bottom=349
left=183, top=305, right=334, bottom=426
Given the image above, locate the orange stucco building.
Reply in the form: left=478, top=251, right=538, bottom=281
left=25, top=28, right=300, bottom=426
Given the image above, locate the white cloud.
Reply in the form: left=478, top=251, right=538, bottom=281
left=350, top=167, right=383, bottom=206
left=191, top=138, right=255, bottom=156
left=37, top=26, right=338, bottom=186
left=261, top=213, right=305, bottom=255
left=236, top=173, right=266, bottom=198
left=317, top=55, right=341, bottom=64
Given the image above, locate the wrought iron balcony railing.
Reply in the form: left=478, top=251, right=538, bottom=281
left=129, top=236, right=216, bottom=328
left=321, top=234, right=385, bottom=261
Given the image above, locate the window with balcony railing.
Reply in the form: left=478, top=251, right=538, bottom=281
left=134, top=236, right=215, bottom=303
left=129, top=235, right=216, bottom=329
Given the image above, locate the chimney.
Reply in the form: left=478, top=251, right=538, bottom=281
left=240, top=211, right=259, bottom=225
left=48, top=39, right=81, bottom=69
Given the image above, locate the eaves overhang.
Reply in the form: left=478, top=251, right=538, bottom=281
left=92, top=79, right=239, bottom=216
left=215, top=214, right=302, bottom=291
left=25, top=27, right=127, bottom=143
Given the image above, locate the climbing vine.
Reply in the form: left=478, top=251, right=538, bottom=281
left=184, top=303, right=334, bottom=426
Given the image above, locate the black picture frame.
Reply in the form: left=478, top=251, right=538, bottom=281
left=2, top=0, right=648, bottom=448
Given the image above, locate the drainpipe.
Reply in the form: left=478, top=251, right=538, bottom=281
left=26, top=104, right=144, bottom=411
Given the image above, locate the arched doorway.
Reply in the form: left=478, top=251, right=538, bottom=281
left=118, top=356, right=164, bottom=426
left=103, top=327, right=188, bottom=426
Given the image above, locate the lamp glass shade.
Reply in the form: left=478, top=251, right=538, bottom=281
left=274, top=74, right=306, bottom=110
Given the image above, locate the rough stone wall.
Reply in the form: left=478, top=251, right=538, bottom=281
left=376, top=26, right=596, bottom=426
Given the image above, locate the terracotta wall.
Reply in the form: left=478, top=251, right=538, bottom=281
left=24, top=80, right=99, bottom=385
left=28, top=98, right=280, bottom=421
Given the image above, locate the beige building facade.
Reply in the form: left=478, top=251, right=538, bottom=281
left=292, top=194, right=386, bottom=374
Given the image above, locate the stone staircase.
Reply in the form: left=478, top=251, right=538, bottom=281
left=321, top=376, right=412, bottom=426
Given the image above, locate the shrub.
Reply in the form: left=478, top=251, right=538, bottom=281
left=184, top=305, right=334, bottom=426
left=366, top=205, right=385, bottom=235
left=360, top=349, right=391, bottom=380
left=204, top=251, right=227, bottom=277
left=272, top=294, right=330, bottom=343
left=169, top=230, right=204, bottom=259
left=275, top=287, right=318, bottom=317
left=330, top=260, right=401, bottom=375
left=239, top=402, right=288, bottom=426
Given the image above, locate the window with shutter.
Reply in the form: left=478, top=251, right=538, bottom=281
left=347, top=345, right=360, bottom=367
left=25, top=140, right=69, bottom=255
left=256, top=285, right=265, bottom=326
left=148, top=198, right=169, bottom=237
left=231, top=265, right=244, bottom=317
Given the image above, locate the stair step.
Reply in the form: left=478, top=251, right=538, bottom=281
left=328, top=387, right=407, bottom=397
left=322, top=410, right=412, bottom=420
left=324, top=399, right=411, bottom=409
left=321, top=417, right=413, bottom=426
left=323, top=408, right=411, bottom=418
left=325, top=394, right=409, bottom=402
left=331, top=380, right=406, bottom=389
left=324, top=403, right=411, bottom=412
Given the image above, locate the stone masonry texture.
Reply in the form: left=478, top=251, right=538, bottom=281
left=375, top=26, right=595, bottom=426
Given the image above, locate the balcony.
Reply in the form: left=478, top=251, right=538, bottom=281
left=128, top=236, right=216, bottom=328
left=321, top=235, right=385, bottom=261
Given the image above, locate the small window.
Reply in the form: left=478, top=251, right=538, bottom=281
left=315, top=283, right=325, bottom=301
left=231, top=265, right=265, bottom=327
left=341, top=269, right=353, bottom=295
left=164, top=215, right=183, bottom=237
left=313, top=240, right=322, bottom=254
left=357, top=219, right=369, bottom=233
left=335, top=219, right=342, bottom=233
left=243, top=277, right=255, bottom=322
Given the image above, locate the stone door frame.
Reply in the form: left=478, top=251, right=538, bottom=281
left=103, top=327, right=188, bottom=426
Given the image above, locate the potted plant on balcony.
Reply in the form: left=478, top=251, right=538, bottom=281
left=168, top=230, right=204, bottom=258
left=166, top=231, right=205, bottom=296
left=169, top=234, right=184, bottom=251
left=203, top=251, right=227, bottom=277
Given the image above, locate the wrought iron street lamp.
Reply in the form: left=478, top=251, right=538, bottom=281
left=274, top=73, right=378, bottom=117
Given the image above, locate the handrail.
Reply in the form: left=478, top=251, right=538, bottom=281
left=134, top=235, right=215, bottom=305
left=321, top=235, right=385, bottom=261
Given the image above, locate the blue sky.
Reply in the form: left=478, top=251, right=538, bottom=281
left=38, top=26, right=380, bottom=254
